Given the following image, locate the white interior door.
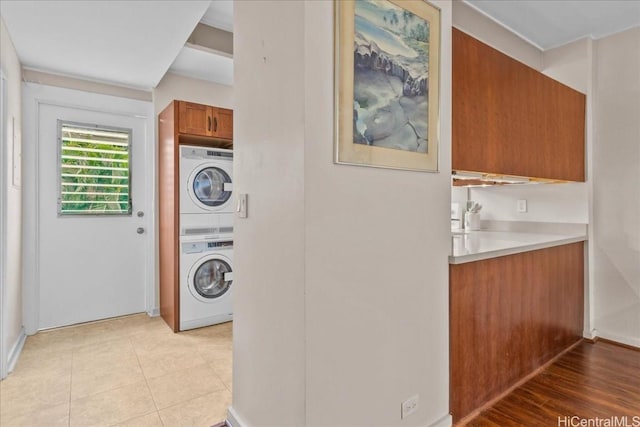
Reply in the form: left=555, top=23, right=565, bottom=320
left=37, top=103, right=149, bottom=329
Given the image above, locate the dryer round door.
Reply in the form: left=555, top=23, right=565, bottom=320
left=188, top=165, right=232, bottom=211
left=189, top=254, right=233, bottom=303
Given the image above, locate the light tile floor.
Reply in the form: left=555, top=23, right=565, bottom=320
left=0, top=314, right=233, bottom=427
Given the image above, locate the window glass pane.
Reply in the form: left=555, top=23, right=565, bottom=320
left=59, top=122, right=132, bottom=215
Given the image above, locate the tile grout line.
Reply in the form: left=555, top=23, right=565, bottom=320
left=208, top=359, right=232, bottom=393
left=9, top=316, right=231, bottom=426
left=68, top=342, right=74, bottom=427
left=128, top=333, right=165, bottom=426
left=201, top=346, right=233, bottom=417
left=143, top=341, right=231, bottom=416
left=152, top=362, right=229, bottom=412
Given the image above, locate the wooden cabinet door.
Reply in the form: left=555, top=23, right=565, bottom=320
left=214, top=108, right=233, bottom=140
left=537, top=77, right=586, bottom=181
left=452, top=28, right=585, bottom=181
left=178, top=101, right=213, bottom=137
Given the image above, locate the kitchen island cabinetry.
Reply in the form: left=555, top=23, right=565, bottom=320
left=452, top=28, right=586, bottom=182
left=450, top=242, right=584, bottom=423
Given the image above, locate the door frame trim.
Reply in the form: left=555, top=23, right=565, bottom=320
left=22, top=83, right=157, bottom=333
left=1, top=68, right=8, bottom=378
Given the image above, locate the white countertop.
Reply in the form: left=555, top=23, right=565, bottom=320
left=449, top=230, right=587, bottom=264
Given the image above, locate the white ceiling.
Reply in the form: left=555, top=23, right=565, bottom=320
left=166, top=1, right=234, bottom=85
left=465, top=0, right=640, bottom=50
left=5, top=0, right=634, bottom=90
left=0, top=0, right=212, bottom=89
left=169, top=44, right=233, bottom=86
left=200, top=0, right=233, bottom=33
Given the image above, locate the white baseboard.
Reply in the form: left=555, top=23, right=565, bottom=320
left=227, top=406, right=249, bottom=427
left=147, top=307, right=160, bottom=317
left=430, top=413, right=453, bottom=427
left=583, top=328, right=597, bottom=340
left=595, top=330, right=640, bottom=348
left=7, top=328, right=26, bottom=373
left=227, top=406, right=451, bottom=427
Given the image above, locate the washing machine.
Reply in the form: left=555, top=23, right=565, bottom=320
left=180, top=145, right=234, bottom=216
left=180, top=235, right=234, bottom=331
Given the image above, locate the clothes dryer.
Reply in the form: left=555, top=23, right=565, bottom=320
left=180, top=145, right=233, bottom=215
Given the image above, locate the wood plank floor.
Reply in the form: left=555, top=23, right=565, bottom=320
left=467, top=340, right=640, bottom=426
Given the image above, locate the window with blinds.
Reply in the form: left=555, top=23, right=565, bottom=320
left=58, top=121, right=132, bottom=215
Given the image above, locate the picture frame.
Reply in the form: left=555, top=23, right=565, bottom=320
left=334, top=0, right=441, bottom=172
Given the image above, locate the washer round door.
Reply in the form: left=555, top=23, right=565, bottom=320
left=188, top=165, right=232, bottom=210
left=189, top=255, right=233, bottom=303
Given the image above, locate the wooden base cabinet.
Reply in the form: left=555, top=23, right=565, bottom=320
left=453, top=28, right=586, bottom=182
left=450, top=243, right=585, bottom=423
left=158, top=100, right=233, bottom=332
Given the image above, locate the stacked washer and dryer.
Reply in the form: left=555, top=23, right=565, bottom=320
left=179, top=145, right=234, bottom=331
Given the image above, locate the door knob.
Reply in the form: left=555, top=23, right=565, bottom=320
left=136, top=227, right=145, bottom=234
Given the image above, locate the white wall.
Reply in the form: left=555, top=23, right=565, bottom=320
left=153, top=72, right=233, bottom=113
left=304, top=0, right=451, bottom=425
left=231, top=1, right=306, bottom=425
left=22, top=68, right=152, bottom=102
left=469, top=183, right=588, bottom=224
left=1, top=16, right=24, bottom=374
left=592, top=27, right=640, bottom=346
left=542, top=38, right=591, bottom=94
left=231, top=1, right=452, bottom=426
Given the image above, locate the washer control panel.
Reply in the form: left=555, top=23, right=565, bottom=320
left=181, top=146, right=233, bottom=160
left=183, top=240, right=233, bottom=254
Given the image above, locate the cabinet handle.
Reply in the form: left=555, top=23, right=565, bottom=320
left=214, top=117, right=218, bottom=133
left=208, top=116, right=212, bottom=132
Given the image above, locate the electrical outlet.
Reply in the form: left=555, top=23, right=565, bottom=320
left=401, top=395, right=419, bottom=419
left=517, top=199, right=527, bottom=213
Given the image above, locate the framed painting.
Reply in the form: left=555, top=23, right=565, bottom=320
left=334, top=0, right=441, bottom=172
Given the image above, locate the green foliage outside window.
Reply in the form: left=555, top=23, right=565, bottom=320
left=59, top=123, right=131, bottom=215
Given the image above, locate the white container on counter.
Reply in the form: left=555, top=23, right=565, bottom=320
left=464, top=212, right=481, bottom=231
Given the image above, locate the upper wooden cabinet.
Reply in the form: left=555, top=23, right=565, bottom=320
left=213, top=107, right=233, bottom=140
left=177, top=101, right=233, bottom=140
left=178, top=101, right=211, bottom=137
left=452, top=28, right=586, bottom=182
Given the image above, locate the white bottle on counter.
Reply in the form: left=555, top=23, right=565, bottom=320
left=464, top=212, right=481, bottom=231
